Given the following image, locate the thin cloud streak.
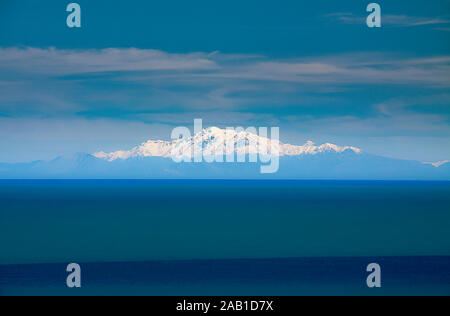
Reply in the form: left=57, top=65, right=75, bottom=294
left=0, top=47, right=219, bottom=75
left=326, top=12, right=450, bottom=28
left=1, top=47, right=449, bottom=87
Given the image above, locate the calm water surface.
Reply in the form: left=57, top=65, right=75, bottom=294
left=1, top=180, right=449, bottom=295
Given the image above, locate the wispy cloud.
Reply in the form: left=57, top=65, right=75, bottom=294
left=1, top=47, right=449, bottom=121
left=434, top=27, right=450, bottom=32
left=383, top=15, right=450, bottom=27
left=326, top=12, right=450, bottom=28
left=2, top=47, right=448, bottom=87
left=325, top=13, right=365, bottom=25
left=0, top=47, right=219, bottom=75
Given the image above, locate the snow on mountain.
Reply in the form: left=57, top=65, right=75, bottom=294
left=424, top=160, right=450, bottom=168
left=94, top=127, right=362, bottom=162
left=281, top=140, right=362, bottom=156
left=94, top=140, right=173, bottom=161
left=2, top=127, right=449, bottom=180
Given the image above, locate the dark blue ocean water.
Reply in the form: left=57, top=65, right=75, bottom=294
left=0, top=180, right=449, bottom=295
left=1, top=257, right=449, bottom=296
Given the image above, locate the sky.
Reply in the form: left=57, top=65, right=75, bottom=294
left=0, top=0, right=449, bottom=163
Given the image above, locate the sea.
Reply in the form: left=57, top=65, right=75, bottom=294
left=0, top=180, right=449, bottom=296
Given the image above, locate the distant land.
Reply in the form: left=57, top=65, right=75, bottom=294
left=0, top=128, right=449, bottom=180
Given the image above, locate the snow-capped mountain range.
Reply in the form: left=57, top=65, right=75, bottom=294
left=93, top=127, right=362, bottom=162
left=0, top=127, right=448, bottom=180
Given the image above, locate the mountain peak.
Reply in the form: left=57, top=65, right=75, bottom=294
left=94, top=127, right=362, bottom=161
left=204, top=126, right=223, bottom=134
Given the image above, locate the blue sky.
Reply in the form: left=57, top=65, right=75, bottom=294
left=0, top=0, right=449, bottom=162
